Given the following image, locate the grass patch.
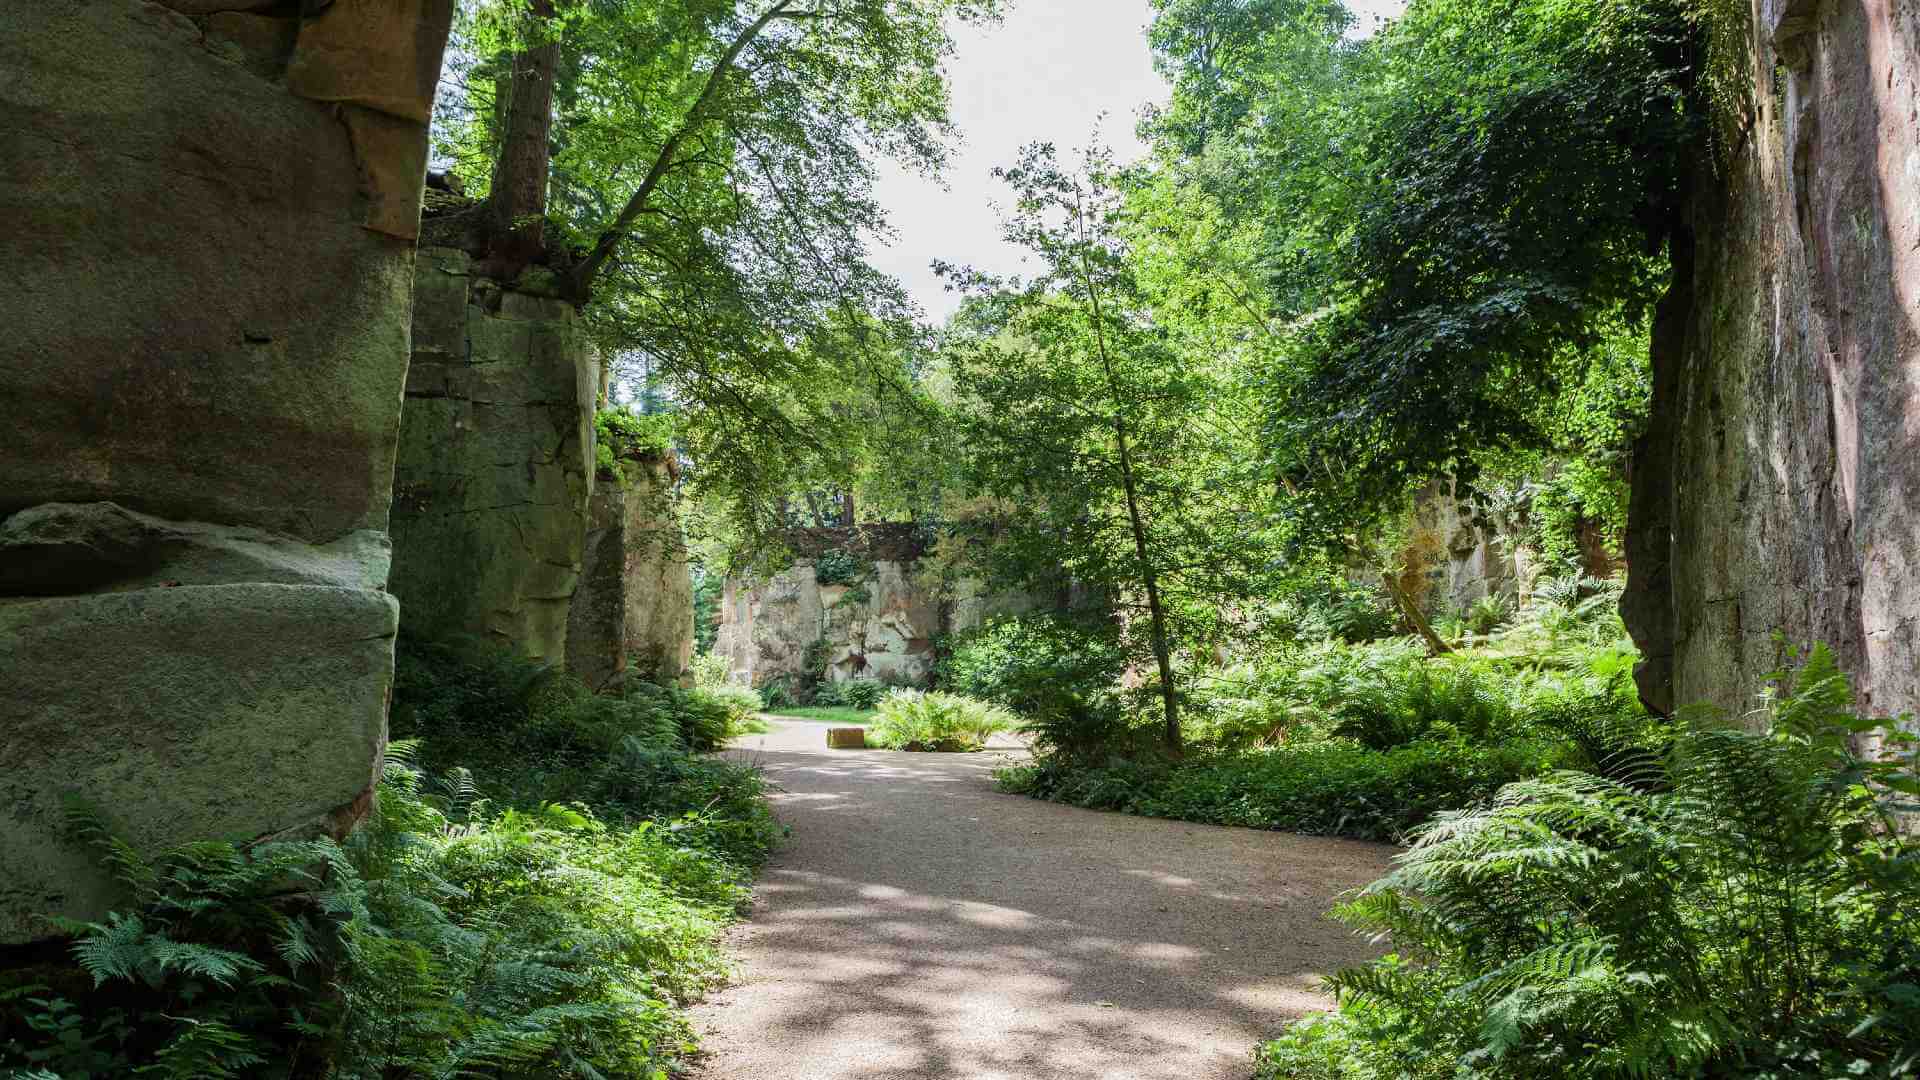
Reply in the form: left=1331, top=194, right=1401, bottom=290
left=764, top=705, right=876, bottom=725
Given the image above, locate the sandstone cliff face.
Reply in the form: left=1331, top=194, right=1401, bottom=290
left=714, top=531, right=1040, bottom=690
left=1624, top=0, right=1920, bottom=717
left=566, top=456, right=696, bottom=690
left=0, top=1, right=450, bottom=943
left=388, top=247, right=598, bottom=662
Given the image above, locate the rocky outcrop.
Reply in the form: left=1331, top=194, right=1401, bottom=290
left=715, top=527, right=1041, bottom=690
left=1624, top=1, right=1919, bottom=717
left=1399, top=481, right=1539, bottom=614
left=0, top=1, right=451, bottom=942
left=388, top=246, right=597, bottom=661
left=566, top=455, right=696, bottom=689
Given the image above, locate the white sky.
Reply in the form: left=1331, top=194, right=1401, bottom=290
left=869, top=0, right=1409, bottom=322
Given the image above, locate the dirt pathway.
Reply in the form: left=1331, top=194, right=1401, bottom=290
left=689, top=720, right=1393, bottom=1080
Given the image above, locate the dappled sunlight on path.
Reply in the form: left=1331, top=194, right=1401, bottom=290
left=690, top=722, right=1392, bottom=1079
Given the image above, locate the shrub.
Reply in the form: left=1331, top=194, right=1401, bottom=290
left=811, top=548, right=866, bottom=587
left=837, top=678, right=886, bottom=710
left=1257, top=647, right=1920, bottom=1078
left=997, top=738, right=1551, bottom=842
left=688, top=651, right=733, bottom=688
left=1271, top=579, right=1401, bottom=643
left=869, top=690, right=1016, bottom=752
left=1465, top=591, right=1512, bottom=635
left=941, top=614, right=1126, bottom=712
left=1287, top=640, right=1520, bottom=750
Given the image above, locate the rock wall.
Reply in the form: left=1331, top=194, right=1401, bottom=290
left=1624, top=0, right=1920, bottom=717
left=566, top=455, right=696, bottom=689
left=715, top=528, right=1041, bottom=690
left=1399, top=481, right=1539, bottom=614
left=0, top=1, right=451, bottom=942
left=388, top=246, right=597, bottom=662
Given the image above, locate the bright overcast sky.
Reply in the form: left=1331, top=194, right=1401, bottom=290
left=869, top=0, right=1409, bottom=322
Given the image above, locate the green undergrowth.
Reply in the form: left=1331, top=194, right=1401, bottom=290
left=997, top=739, right=1554, bottom=842
left=1257, top=646, right=1920, bottom=1078
left=984, top=569, right=1664, bottom=842
left=0, top=640, right=780, bottom=1079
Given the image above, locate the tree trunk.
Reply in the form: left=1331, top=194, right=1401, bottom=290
left=487, top=0, right=559, bottom=269
left=1115, top=416, right=1182, bottom=752
left=1070, top=191, right=1179, bottom=753
left=839, top=489, right=855, bottom=527
left=1381, top=571, right=1453, bottom=656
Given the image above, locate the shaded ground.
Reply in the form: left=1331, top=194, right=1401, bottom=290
left=689, top=720, right=1393, bottom=1079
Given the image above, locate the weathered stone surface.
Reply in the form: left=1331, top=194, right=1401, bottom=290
left=0, top=584, right=398, bottom=944
left=389, top=247, right=597, bottom=661
left=826, top=728, right=868, bottom=749
left=0, top=1, right=448, bottom=943
left=567, top=481, right=633, bottom=690
left=0, top=0, right=432, bottom=542
left=565, top=456, right=694, bottom=690
left=203, top=11, right=298, bottom=78
left=284, top=0, right=453, bottom=124
left=0, top=501, right=388, bottom=596
left=621, top=460, right=696, bottom=681
left=716, top=530, right=1041, bottom=690
left=1398, top=481, right=1538, bottom=614
left=1624, top=0, right=1920, bottom=718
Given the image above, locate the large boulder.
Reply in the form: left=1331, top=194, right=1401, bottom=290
left=0, top=0, right=447, bottom=540
left=0, top=1, right=450, bottom=942
left=0, top=584, right=397, bottom=943
left=1623, top=1, right=1920, bottom=718
left=388, top=247, right=598, bottom=661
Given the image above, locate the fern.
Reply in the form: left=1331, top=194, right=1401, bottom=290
left=1261, top=648, right=1920, bottom=1079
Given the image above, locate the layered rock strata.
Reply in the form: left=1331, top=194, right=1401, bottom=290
left=0, top=0, right=451, bottom=942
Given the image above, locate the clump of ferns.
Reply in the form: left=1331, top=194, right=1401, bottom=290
left=28, top=797, right=360, bottom=1078
left=14, top=740, right=750, bottom=1080
left=1287, top=645, right=1920, bottom=1078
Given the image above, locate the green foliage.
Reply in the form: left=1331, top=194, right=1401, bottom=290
left=868, top=690, right=1016, bottom=752
left=1139, top=0, right=1695, bottom=537
left=5, top=642, right=783, bottom=1080
left=941, top=614, right=1127, bottom=713
left=839, top=679, right=888, bottom=710
left=687, top=650, right=732, bottom=688
left=1465, top=592, right=1513, bottom=637
left=391, top=639, right=765, bottom=777
left=1257, top=647, right=1920, bottom=1078
left=999, top=739, right=1551, bottom=842
left=811, top=549, right=868, bottom=588
left=1277, top=579, right=1403, bottom=644
left=813, top=679, right=886, bottom=710
left=596, top=409, right=675, bottom=459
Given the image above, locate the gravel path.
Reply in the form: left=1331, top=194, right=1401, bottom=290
left=688, top=720, right=1394, bottom=1080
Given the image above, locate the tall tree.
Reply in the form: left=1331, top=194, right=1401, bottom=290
left=940, top=145, right=1279, bottom=752
left=1137, top=0, right=1698, bottom=540
left=485, top=0, right=560, bottom=266
left=436, top=0, right=998, bottom=544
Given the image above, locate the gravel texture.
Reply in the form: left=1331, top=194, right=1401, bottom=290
left=688, top=720, right=1394, bottom=1080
